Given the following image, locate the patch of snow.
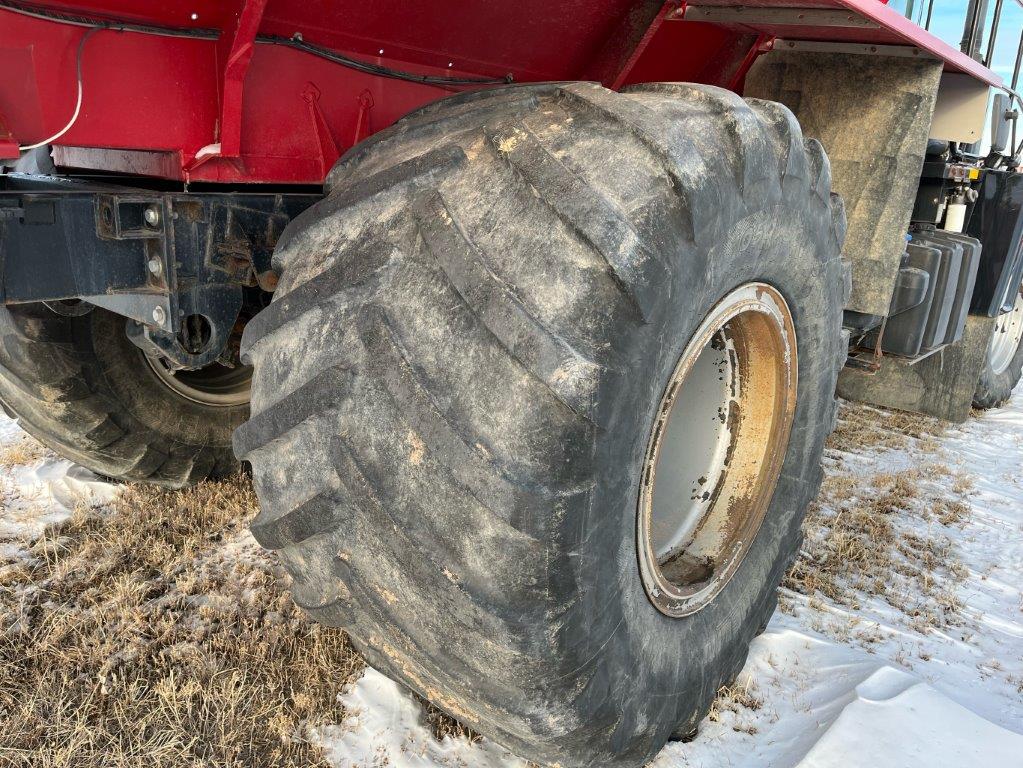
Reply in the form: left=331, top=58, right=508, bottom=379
left=310, top=667, right=527, bottom=768
left=0, top=415, right=117, bottom=557
left=655, top=624, right=1023, bottom=768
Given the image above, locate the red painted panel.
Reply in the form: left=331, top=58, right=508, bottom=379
left=1, top=12, right=219, bottom=152
left=0, top=1, right=1007, bottom=184
left=259, top=0, right=642, bottom=81
left=28, top=0, right=236, bottom=27
left=623, top=20, right=753, bottom=88
left=683, top=0, right=1002, bottom=85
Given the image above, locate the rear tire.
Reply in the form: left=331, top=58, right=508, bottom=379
left=974, top=292, right=1023, bottom=409
left=237, top=82, right=846, bottom=767
left=0, top=304, right=247, bottom=487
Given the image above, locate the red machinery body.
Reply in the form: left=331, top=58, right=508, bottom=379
left=0, top=1, right=1005, bottom=184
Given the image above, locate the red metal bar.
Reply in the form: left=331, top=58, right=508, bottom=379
left=682, top=1, right=1004, bottom=87
left=218, top=0, right=269, bottom=158
left=728, top=34, right=775, bottom=92
left=836, top=0, right=1004, bottom=85
left=303, top=81, right=340, bottom=177
left=586, top=0, right=681, bottom=89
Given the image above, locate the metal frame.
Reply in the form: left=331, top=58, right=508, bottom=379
left=962, top=0, right=991, bottom=60
left=682, top=7, right=880, bottom=29
left=985, top=0, right=1005, bottom=67
left=0, top=174, right=319, bottom=367
left=770, top=39, right=937, bottom=60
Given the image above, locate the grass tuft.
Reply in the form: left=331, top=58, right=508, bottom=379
left=788, top=403, right=973, bottom=633
left=0, top=434, right=53, bottom=469
left=418, top=697, right=483, bottom=745
left=827, top=402, right=945, bottom=453
left=707, top=676, right=762, bottom=734
left=0, top=475, right=363, bottom=768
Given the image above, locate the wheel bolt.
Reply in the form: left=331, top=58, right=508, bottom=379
left=147, top=258, right=163, bottom=277
left=144, top=207, right=161, bottom=227
left=152, top=306, right=166, bottom=325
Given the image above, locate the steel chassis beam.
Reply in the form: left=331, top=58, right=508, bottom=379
left=0, top=174, right=319, bottom=368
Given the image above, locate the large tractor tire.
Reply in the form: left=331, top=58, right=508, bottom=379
left=0, top=303, right=248, bottom=487
left=236, top=82, right=846, bottom=767
left=974, top=292, right=1023, bottom=409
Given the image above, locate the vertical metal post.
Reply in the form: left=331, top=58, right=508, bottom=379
left=1013, top=28, right=1023, bottom=90
left=217, top=0, right=270, bottom=158
left=985, top=0, right=1005, bottom=68
left=924, top=0, right=935, bottom=31
left=962, top=0, right=990, bottom=60
left=1011, top=30, right=1023, bottom=162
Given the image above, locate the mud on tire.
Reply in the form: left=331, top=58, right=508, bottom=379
left=236, top=82, right=847, bottom=767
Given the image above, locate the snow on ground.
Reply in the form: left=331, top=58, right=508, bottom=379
left=311, top=668, right=528, bottom=768
left=0, top=417, right=115, bottom=561
left=2, top=389, right=1022, bottom=767
left=658, top=393, right=1023, bottom=767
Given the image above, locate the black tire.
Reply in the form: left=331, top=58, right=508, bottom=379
left=0, top=304, right=246, bottom=487
left=236, top=82, right=846, bottom=767
left=974, top=297, right=1023, bottom=409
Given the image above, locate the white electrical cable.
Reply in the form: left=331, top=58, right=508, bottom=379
left=18, top=26, right=99, bottom=152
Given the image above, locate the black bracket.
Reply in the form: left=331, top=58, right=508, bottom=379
left=126, top=285, right=243, bottom=370
left=0, top=174, right=319, bottom=369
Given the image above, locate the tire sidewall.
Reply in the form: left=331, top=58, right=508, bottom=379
left=551, top=202, right=841, bottom=759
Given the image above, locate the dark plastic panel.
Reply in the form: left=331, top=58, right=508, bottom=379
left=934, top=231, right=982, bottom=346
left=912, top=232, right=962, bottom=351
left=876, top=230, right=982, bottom=358
left=878, top=243, right=941, bottom=357
left=966, top=170, right=1023, bottom=317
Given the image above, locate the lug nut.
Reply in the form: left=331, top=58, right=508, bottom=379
left=152, top=306, right=166, bottom=325
left=147, top=258, right=163, bottom=277
left=143, top=207, right=161, bottom=227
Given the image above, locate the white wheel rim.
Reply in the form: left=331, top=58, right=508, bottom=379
left=989, top=292, right=1023, bottom=376
left=637, top=283, right=798, bottom=618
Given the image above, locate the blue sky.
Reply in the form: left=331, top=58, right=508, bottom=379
left=888, top=1, right=1023, bottom=80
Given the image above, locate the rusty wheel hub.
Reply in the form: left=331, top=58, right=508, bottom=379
left=638, top=283, right=798, bottom=617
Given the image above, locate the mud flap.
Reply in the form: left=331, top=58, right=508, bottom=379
left=746, top=51, right=942, bottom=318
left=836, top=315, right=997, bottom=423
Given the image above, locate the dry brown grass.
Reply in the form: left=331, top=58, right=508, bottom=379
left=0, top=434, right=53, bottom=469
left=419, top=697, right=483, bottom=745
left=788, top=402, right=974, bottom=633
left=0, top=475, right=364, bottom=768
left=707, top=676, right=762, bottom=734
left=827, top=401, right=946, bottom=453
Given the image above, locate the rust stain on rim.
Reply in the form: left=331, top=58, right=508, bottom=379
left=637, top=282, right=797, bottom=618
